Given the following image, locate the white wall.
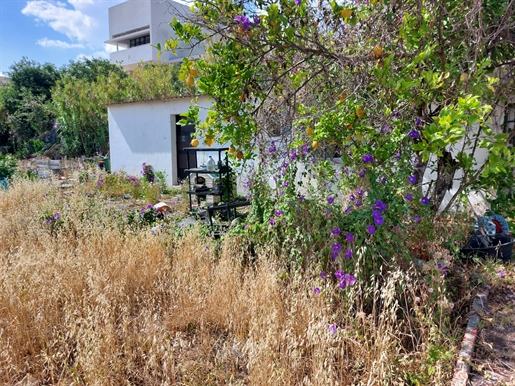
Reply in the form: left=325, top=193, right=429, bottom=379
left=107, top=0, right=203, bottom=69
left=108, top=95, right=211, bottom=185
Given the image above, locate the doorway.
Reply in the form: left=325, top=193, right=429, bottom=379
left=175, top=115, right=197, bottom=181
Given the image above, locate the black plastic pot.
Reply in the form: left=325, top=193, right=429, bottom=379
left=461, top=234, right=514, bottom=262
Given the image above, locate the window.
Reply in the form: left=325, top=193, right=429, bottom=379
left=503, top=104, right=515, bottom=146
left=129, top=35, right=150, bottom=48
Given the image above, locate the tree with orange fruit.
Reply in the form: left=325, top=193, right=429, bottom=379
left=169, top=0, right=514, bottom=213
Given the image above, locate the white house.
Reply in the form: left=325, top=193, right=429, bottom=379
left=108, top=95, right=217, bottom=185
left=105, top=0, right=203, bottom=70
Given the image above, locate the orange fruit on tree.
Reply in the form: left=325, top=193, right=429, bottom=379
left=312, top=140, right=319, bottom=150
left=373, top=45, right=383, bottom=59
left=339, top=92, right=347, bottom=102
left=306, top=127, right=314, bottom=136
left=191, top=138, right=199, bottom=147
left=340, top=9, right=353, bottom=18
left=186, top=75, right=195, bottom=85
left=356, top=107, right=364, bottom=118
left=205, top=138, right=214, bottom=147
left=236, top=150, right=244, bottom=160
left=189, top=67, right=198, bottom=77
left=229, top=146, right=236, bottom=154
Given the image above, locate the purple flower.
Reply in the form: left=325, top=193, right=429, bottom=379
left=269, top=142, right=276, bottom=153
left=498, top=269, right=506, bottom=278
left=339, top=274, right=356, bottom=290
left=366, top=225, right=376, bottom=235
left=437, top=263, right=447, bottom=275
left=345, top=206, right=352, bottom=213
left=283, top=162, right=289, bottom=169
left=359, top=169, right=366, bottom=178
left=253, top=16, right=261, bottom=24
left=355, top=200, right=362, bottom=207
left=332, top=243, right=342, bottom=252
left=421, top=197, right=429, bottom=205
left=235, top=15, right=251, bottom=30
left=374, top=200, right=387, bottom=212
left=244, top=224, right=249, bottom=230
left=382, top=125, right=393, bottom=132
left=380, top=177, right=387, bottom=184
left=349, top=194, right=355, bottom=201
left=314, top=287, right=321, bottom=294
left=345, top=232, right=354, bottom=243
left=327, top=197, right=334, bottom=204
left=53, top=213, right=61, bottom=220
left=335, top=270, right=344, bottom=279
left=275, top=210, right=284, bottom=217
left=46, top=218, right=52, bottom=224
left=302, top=144, right=309, bottom=155
left=396, top=152, right=401, bottom=159
left=362, top=154, right=374, bottom=164
left=298, top=195, right=305, bottom=202
left=345, top=249, right=353, bottom=258
left=283, top=181, right=289, bottom=187
left=290, top=150, right=297, bottom=160
left=405, top=193, right=413, bottom=201
left=270, top=218, right=276, bottom=226
left=415, top=117, right=422, bottom=126
left=320, top=272, right=327, bottom=279
left=357, top=189, right=363, bottom=196
left=330, top=250, right=338, bottom=260
left=328, top=324, right=337, bottom=334
left=414, top=216, right=421, bottom=222
left=373, top=215, right=384, bottom=226
left=345, top=273, right=356, bottom=286
left=331, top=227, right=341, bottom=235
left=409, top=130, right=419, bottom=139
left=409, top=175, right=417, bottom=184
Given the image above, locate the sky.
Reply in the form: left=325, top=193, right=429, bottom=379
left=0, top=0, right=128, bottom=77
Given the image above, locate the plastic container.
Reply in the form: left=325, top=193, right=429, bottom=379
left=461, top=234, right=514, bottom=262
left=206, top=156, right=215, bottom=172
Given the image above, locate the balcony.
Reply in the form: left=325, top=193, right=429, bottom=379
left=110, top=44, right=157, bottom=68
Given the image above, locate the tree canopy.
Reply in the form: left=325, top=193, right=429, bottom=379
left=169, top=0, right=515, bottom=212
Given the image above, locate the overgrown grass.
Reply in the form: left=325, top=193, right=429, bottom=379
left=0, top=176, right=474, bottom=385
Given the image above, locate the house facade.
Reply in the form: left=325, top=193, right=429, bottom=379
left=108, top=95, right=217, bottom=186
left=105, top=0, right=203, bottom=70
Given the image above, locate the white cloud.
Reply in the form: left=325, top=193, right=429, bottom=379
left=37, top=38, right=85, bottom=49
left=22, top=0, right=95, bottom=43
left=67, top=0, right=94, bottom=10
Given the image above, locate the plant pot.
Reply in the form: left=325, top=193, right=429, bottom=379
left=461, top=234, right=514, bottom=262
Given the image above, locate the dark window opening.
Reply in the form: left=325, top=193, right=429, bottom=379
left=130, top=35, right=150, bottom=48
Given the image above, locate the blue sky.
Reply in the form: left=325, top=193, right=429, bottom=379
left=0, top=0, right=127, bottom=77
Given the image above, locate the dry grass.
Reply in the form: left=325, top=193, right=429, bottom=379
left=0, top=177, right=460, bottom=385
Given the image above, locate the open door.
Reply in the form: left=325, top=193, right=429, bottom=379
left=176, top=115, right=197, bottom=181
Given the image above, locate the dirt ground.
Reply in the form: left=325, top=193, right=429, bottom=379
left=469, top=279, right=515, bottom=385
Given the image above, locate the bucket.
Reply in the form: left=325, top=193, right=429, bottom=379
left=103, top=157, right=111, bottom=172
left=461, top=234, right=514, bottom=262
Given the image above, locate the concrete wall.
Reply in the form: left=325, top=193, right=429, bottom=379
left=107, top=95, right=211, bottom=185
